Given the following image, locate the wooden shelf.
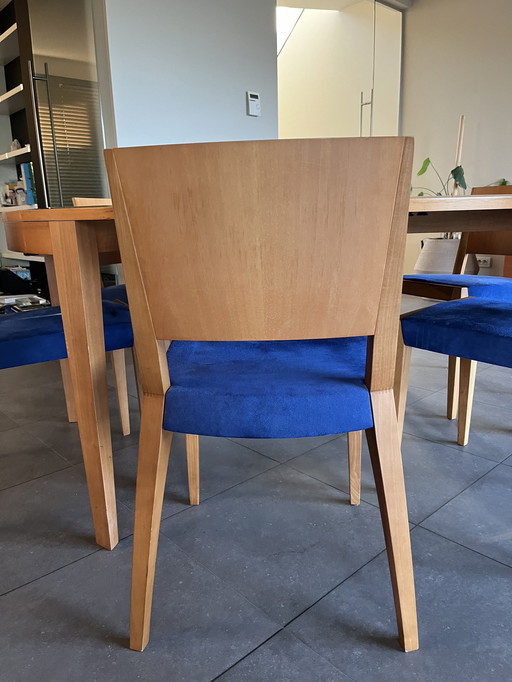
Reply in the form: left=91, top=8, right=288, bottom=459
left=0, top=83, right=24, bottom=115
left=0, top=143, right=30, bottom=163
left=0, top=0, right=12, bottom=11
left=0, top=204, right=37, bottom=212
left=0, top=23, right=17, bottom=66
left=1, top=249, right=44, bottom=263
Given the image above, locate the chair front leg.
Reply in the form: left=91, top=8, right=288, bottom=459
left=447, top=356, right=460, bottom=420
left=347, top=431, right=362, bottom=505
left=185, top=434, right=200, bottom=505
left=457, top=358, right=477, bottom=446
left=130, top=393, right=172, bottom=651
left=366, top=389, right=418, bottom=652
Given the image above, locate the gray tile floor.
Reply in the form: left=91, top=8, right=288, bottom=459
left=1, top=345, right=512, bottom=681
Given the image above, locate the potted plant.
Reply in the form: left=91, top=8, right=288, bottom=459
left=411, top=157, right=478, bottom=274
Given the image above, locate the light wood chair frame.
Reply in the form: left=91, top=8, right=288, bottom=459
left=105, top=137, right=417, bottom=653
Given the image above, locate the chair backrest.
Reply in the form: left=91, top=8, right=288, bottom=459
left=105, top=138, right=413, bottom=392
left=71, top=197, right=112, bottom=207
left=456, top=186, right=512, bottom=263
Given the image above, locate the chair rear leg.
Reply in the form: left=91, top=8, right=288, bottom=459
left=347, top=431, right=362, bottom=505
left=130, top=394, right=172, bottom=651
left=447, top=356, right=460, bottom=420
left=131, top=348, right=143, bottom=414
left=60, top=359, right=77, bottom=422
left=457, top=358, right=477, bottom=446
left=394, top=333, right=412, bottom=443
left=185, top=434, right=200, bottom=505
left=110, top=349, right=130, bottom=436
left=366, top=389, right=418, bottom=652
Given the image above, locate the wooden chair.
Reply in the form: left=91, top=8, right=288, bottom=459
left=105, top=136, right=417, bottom=653
left=396, top=296, right=512, bottom=471
left=402, top=185, right=512, bottom=444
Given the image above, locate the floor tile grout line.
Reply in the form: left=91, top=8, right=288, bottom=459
left=401, top=427, right=512, bottom=464
left=0, top=546, right=102, bottom=599
left=412, top=459, right=503, bottom=528
left=156, top=531, right=288, bottom=625
left=283, top=547, right=388, bottom=630
left=209, top=631, right=285, bottom=681
left=281, top=433, right=503, bottom=526
left=210, top=629, right=358, bottom=682
left=415, top=525, right=512, bottom=571
left=21, top=420, right=82, bottom=467
left=225, top=433, right=341, bottom=465
left=0, top=461, right=74, bottom=494
left=156, top=527, right=390, bottom=661
left=157, top=460, right=284, bottom=523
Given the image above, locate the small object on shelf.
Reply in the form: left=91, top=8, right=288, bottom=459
left=10, top=138, right=21, bottom=151
left=3, top=180, right=16, bottom=205
left=20, top=162, right=36, bottom=205
left=5, top=265, right=30, bottom=280
left=0, top=293, right=48, bottom=308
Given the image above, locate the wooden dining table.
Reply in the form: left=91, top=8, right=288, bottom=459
left=4, top=194, right=512, bottom=550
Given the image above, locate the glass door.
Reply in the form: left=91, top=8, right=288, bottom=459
left=277, top=0, right=402, bottom=139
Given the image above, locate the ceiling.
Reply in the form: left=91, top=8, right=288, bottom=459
left=276, top=1, right=362, bottom=9
left=276, top=0, right=413, bottom=9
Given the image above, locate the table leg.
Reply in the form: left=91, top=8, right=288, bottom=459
left=49, top=220, right=118, bottom=550
left=45, top=255, right=77, bottom=423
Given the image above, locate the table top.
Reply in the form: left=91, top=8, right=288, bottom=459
left=4, top=195, right=512, bottom=225
left=3, top=206, right=115, bottom=222
left=409, top=195, right=512, bottom=212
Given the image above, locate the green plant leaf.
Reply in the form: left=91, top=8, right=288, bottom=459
left=418, top=191, right=424, bottom=196
left=451, top=165, right=467, bottom=190
left=417, top=157, right=431, bottom=176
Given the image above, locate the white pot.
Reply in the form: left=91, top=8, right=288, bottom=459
left=414, top=238, right=479, bottom=275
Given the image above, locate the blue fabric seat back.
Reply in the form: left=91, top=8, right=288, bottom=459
left=401, top=297, right=512, bottom=369
left=0, top=300, right=133, bottom=370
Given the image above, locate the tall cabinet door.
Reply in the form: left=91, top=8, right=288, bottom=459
left=28, top=0, right=108, bottom=207
left=277, top=1, right=402, bottom=139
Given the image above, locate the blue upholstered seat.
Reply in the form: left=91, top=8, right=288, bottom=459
left=102, top=283, right=128, bottom=304
left=401, top=297, right=512, bottom=369
left=0, top=300, right=133, bottom=370
left=404, top=274, right=512, bottom=301
left=163, top=337, right=372, bottom=439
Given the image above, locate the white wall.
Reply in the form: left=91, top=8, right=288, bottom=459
left=401, top=0, right=512, bottom=274
left=278, top=2, right=401, bottom=139
left=97, top=0, right=278, bottom=147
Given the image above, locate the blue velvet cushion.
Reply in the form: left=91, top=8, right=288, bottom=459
left=401, top=297, right=512, bottom=369
left=102, top=284, right=128, bottom=303
left=0, top=301, right=133, bottom=370
left=163, top=337, right=373, bottom=439
left=404, top=274, right=512, bottom=301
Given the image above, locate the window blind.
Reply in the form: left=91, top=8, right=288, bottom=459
left=36, top=75, right=108, bottom=208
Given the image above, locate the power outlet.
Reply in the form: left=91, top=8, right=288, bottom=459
left=476, top=256, right=492, bottom=268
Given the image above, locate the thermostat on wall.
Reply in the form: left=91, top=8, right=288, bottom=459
left=246, top=91, right=261, bottom=117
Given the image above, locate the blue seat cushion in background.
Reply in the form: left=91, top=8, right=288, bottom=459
left=102, top=284, right=128, bottom=304
left=163, top=337, right=373, bottom=439
left=401, top=297, right=512, bottom=368
left=0, top=300, right=133, bottom=370
left=404, top=274, right=512, bottom=301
